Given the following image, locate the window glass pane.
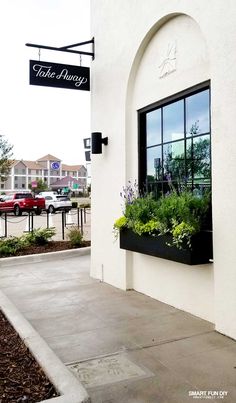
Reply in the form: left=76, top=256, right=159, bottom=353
left=163, top=100, right=184, bottom=143
left=186, top=90, right=210, bottom=135
left=163, top=141, right=185, bottom=184
left=146, top=181, right=163, bottom=198
left=193, top=135, right=211, bottom=180
left=147, top=146, right=162, bottom=181
left=146, top=109, right=161, bottom=146
left=186, top=135, right=210, bottom=184
left=142, top=87, right=211, bottom=195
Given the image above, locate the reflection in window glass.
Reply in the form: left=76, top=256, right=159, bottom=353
left=146, top=109, right=161, bottom=146
left=141, top=86, right=211, bottom=194
left=186, top=90, right=209, bottom=135
left=147, top=146, right=162, bottom=181
left=186, top=135, right=210, bottom=184
left=163, top=141, right=185, bottom=182
left=192, top=135, right=210, bottom=180
left=163, top=100, right=184, bottom=143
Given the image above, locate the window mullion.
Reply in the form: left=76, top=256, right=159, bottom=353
left=184, top=97, right=188, bottom=190
left=161, top=107, right=164, bottom=194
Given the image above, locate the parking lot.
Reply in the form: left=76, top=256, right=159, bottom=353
left=0, top=208, right=91, bottom=241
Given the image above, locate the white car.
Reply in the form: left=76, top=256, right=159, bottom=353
left=37, top=192, right=72, bottom=214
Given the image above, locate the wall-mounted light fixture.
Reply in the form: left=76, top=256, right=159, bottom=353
left=91, top=132, right=108, bottom=154
left=83, top=137, right=91, bottom=149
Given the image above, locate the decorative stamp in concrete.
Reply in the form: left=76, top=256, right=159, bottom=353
left=67, top=353, right=151, bottom=388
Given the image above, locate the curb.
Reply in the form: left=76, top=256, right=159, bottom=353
left=0, top=290, right=91, bottom=403
left=0, top=246, right=91, bottom=267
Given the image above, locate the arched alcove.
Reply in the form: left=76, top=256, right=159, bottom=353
left=124, top=14, right=213, bottom=322
left=125, top=13, right=210, bottom=181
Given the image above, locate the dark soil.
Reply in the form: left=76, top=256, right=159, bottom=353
left=1, top=240, right=91, bottom=258
left=0, top=310, right=58, bottom=402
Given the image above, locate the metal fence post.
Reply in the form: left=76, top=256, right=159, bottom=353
left=31, top=212, right=34, bottom=232
left=4, top=212, right=7, bottom=237
left=80, top=208, right=83, bottom=235
left=64, top=209, right=67, bottom=226
left=28, top=212, right=31, bottom=232
left=77, top=207, right=80, bottom=228
left=62, top=211, right=65, bottom=240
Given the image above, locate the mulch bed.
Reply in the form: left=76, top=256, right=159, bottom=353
left=0, top=310, right=58, bottom=402
left=1, top=240, right=91, bottom=258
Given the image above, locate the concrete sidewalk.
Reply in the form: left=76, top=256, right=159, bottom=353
left=0, top=252, right=236, bottom=402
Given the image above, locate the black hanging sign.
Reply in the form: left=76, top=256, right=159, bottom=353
left=29, top=60, right=90, bottom=91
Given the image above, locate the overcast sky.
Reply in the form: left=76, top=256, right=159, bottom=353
left=0, top=0, right=91, bottom=165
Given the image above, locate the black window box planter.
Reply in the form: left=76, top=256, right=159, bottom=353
left=120, top=229, right=213, bottom=265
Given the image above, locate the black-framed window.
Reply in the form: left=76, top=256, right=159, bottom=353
left=138, top=82, right=211, bottom=197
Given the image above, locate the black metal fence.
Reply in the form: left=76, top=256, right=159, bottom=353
left=0, top=208, right=90, bottom=240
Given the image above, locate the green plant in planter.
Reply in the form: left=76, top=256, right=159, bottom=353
left=114, top=184, right=211, bottom=250
left=171, top=220, right=196, bottom=249
left=113, top=216, right=128, bottom=239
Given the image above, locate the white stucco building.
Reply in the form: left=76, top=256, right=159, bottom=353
left=90, top=1, right=236, bottom=340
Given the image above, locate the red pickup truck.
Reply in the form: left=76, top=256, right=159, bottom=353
left=0, top=193, right=45, bottom=216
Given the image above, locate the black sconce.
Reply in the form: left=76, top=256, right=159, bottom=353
left=85, top=151, right=91, bottom=162
left=91, top=132, right=108, bottom=154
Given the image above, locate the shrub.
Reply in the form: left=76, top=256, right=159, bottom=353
left=24, top=228, right=56, bottom=246
left=79, top=203, right=90, bottom=208
left=67, top=226, right=83, bottom=247
left=0, top=237, right=23, bottom=257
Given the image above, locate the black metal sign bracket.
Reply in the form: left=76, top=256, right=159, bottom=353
left=25, top=38, right=95, bottom=60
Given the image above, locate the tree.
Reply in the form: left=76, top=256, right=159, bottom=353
left=163, top=138, right=210, bottom=191
left=0, top=135, right=13, bottom=181
left=28, top=178, right=48, bottom=193
left=163, top=122, right=211, bottom=191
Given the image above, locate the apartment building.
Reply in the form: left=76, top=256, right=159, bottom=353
left=1, top=154, right=87, bottom=192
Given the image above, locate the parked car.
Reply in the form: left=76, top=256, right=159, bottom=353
left=0, top=193, right=45, bottom=216
left=37, top=192, right=72, bottom=213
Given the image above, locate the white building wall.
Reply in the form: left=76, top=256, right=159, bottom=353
left=91, top=0, right=236, bottom=339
